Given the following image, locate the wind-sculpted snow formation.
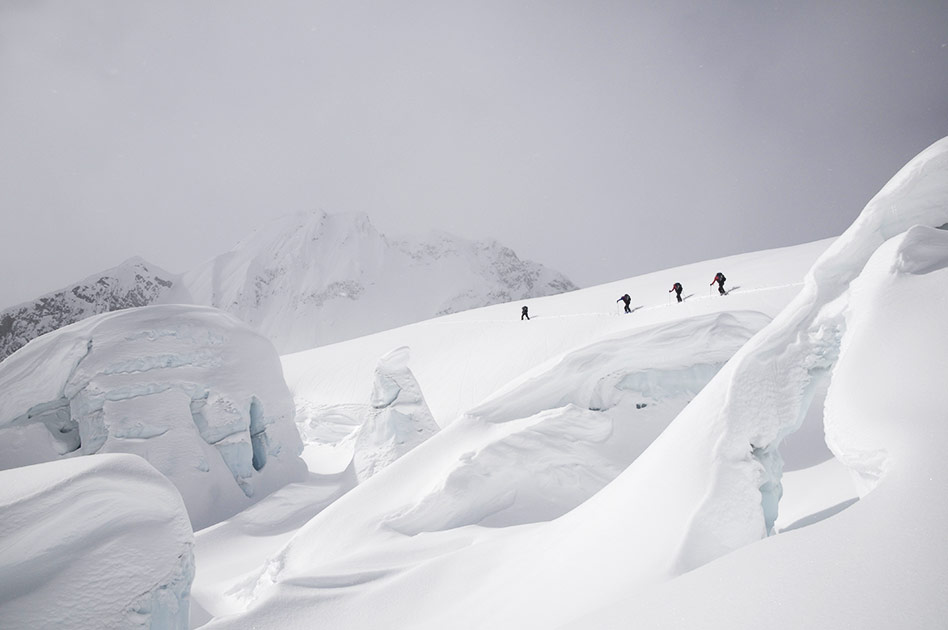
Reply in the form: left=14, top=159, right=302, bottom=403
left=0, top=304, right=306, bottom=530
left=201, top=137, right=948, bottom=630
left=432, top=136, right=948, bottom=628
left=0, top=257, right=177, bottom=361
left=200, top=310, right=767, bottom=626
left=568, top=224, right=948, bottom=630
left=0, top=454, right=194, bottom=630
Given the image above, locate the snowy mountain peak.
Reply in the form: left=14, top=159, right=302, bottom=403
left=0, top=257, right=178, bottom=361
left=181, top=211, right=577, bottom=353
left=0, top=212, right=576, bottom=360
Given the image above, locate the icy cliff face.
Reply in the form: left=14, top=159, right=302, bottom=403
left=0, top=454, right=194, bottom=630
left=0, top=257, right=178, bottom=361
left=180, top=211, right=577, bottom=353
left=0, top=305, right=307, bottom=530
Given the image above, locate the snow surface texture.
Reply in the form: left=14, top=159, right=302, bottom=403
left=0, top=257, right=177, bottom=361
left=0, top=305, right=306, bottom=530
left=0, top=454, right=194, bottom=630
left=198, top=137, right=948, bottom=629
left=176, top=211, right=576, bottom=353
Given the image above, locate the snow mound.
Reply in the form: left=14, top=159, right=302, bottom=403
left=0, top=305, right=306, bottom=530
left=0, top=454, right=194, bottom=630
left=351, top=346, right=439, bottom=481
left=211, top=310, right=766, bottom=622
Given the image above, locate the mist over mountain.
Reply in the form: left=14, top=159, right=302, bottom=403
left=175, top=211, right=576, bottom=354
left=0, top=212, right=576, bottom=360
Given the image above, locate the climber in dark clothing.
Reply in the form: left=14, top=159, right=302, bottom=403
left=711, top=272, right=727, bottom=295
left=669, top=282, right=683, bottom=303
left=521, top=305, right=530, bottom=320
left=617, top=293, right=632, bottom=313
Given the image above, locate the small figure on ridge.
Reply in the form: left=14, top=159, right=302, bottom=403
left=669, top=282, right=683, bottom=303
left=711, top=272, right=727, bottom=296
left=617, top=293, right=632, bottom=314
left=521, top=305, right=530, bottom=320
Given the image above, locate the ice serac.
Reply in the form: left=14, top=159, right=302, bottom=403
left=566, top=223, right=948, bottom=630
left=670, top=135, right=948, bottom=568
left=0, top=257, right=178, bottom=361
left=0, top=454, right=194, bottom=630
left=352, top=346, right=439, bottom=481
left=181, top=211, right=577, bottom=353
left=0, top=304, right=307, bottom=530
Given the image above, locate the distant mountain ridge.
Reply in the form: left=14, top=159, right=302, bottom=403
left=0, top=258, right=178, bottom=361
left=0, top=212, right=576, bottom=360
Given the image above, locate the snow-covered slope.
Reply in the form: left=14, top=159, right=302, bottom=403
left=194, top=137, right=948, bottom=630
left=283, top=235, right=831, bottom=427
left=196, top=248, right=827, bottom=625
left=569, top=227, right=948, bottom=630
left=0, top=454, right=194, bottom=630
left=177, top=211, right=576, bottom=353
left=0, top=257, right=177, bottom=361
left=0, top=304, right=307, bottom=530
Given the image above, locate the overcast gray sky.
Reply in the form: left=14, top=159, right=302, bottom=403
left=1, top=0, right=946, bottom=309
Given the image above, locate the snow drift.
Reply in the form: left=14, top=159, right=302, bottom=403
left=0, top=304, right=306, bottom=530
left=0, top=454, right=194, bottom=630
left=201, top=310, right=768, bottom=626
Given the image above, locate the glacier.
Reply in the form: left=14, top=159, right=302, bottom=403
left=197, top=138, right=948, bottom=629
left=0, top=304, right=307, bottom=530
left=4, top=136, right=947, bottom=629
